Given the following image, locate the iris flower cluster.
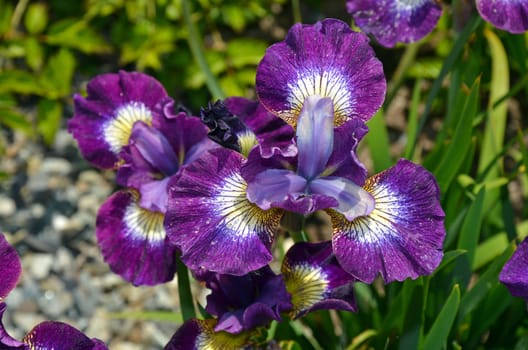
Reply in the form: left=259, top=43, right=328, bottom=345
left=347, top=0, right=528, bottom=47
left=66, top=18, right=448, bottom=348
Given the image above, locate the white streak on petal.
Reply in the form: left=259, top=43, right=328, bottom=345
left=283, top=262, right=328, bottom=318
left=123, top=195, right=166, bottom=243
left=104, top=102, right=153, bottom=154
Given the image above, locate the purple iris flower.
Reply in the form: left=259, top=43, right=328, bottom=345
left=282, top=241, right=357, bottom=318
left=69, top=70, right=170, bottom=169
left=256, top=18, right=386, bottom=128
left=164, top=319, right=254, bottom=350
left=243, top=95, right=374, bottom=220
left=0, top=234, right=107, bottom=350
left=476, top=0, right=528, bottom=34
left=70, top=71, right=215, bottom=286
left=346, top=0, right=443, bottom=48
left=164, top=98, right=297, bottom=276
left=328, top=159, right=445, bottom=283
left=164, top=147, right=284, bottom=276
left=499, top=237, right=528, bottom=302
left=199, top=266, right=292, bottom=334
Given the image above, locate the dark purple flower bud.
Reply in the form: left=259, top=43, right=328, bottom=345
left=202, top=266, right=292, bottom=333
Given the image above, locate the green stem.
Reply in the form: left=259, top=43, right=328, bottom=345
left=182, top=0, right=225, bottom=100
left=176, top=256, right=196, bottom=322
left=292, top=0, right=302, bottom=23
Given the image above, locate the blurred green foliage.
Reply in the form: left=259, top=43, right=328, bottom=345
left=0, top=0, right=286, bottom=148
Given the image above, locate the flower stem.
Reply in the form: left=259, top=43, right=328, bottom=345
left=176, top=256, right=196, bottom=321
left=182, top=0, right=225, bottom=100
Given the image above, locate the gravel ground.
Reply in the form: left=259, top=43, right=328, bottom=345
left=0, top=126, right=192, bottom=349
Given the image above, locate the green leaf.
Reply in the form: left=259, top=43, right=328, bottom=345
left=0, top=108, right=32, bottom=133
left=37, top=99, right=62, bottom=145
left=434, top=78, right=480, bottom=191
left=40, top=48, right=75, bottom=98
left=46, top=19, right=112, bottom=54
left=226, top=38, right=267, bottom=68
left=406, top=59, right=443, bottom=79
left=0, top=70, right=43, bottom=95
left=473, top=232, right=508, bottom=270
left=457, top=188, right=486, bottom=267
left=0, top=1, right=14, bottom=35
left=221, top=5, right=246, bottom=32
left=422, top=285, right=460, bottom=350
left=366, top=109, right=392, bottom=173
left=478, top=28, right=509, bottom=212
left=24, top=37, right=44, bottom=71
left=24, top=3, right=48, bottom=34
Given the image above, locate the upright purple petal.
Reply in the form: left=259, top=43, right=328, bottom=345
left=165, top=148, right=283, bottom=275
left=96, top=190, right=178, bottom=286
left=246, top=169, right=307, bottom=210
left=499, top=237, right=528, bottom=302
left=330, top=159, right=445, bottom=283
left=164, top=319, right=253, bottom=350
left=0, top=234, right=21, bottom=300
left=256, top=18, right=386, bottom=127
left=203, top=266, right=292, bottom=333
left=347, top=0, right=443, bottom=47
left=224, top=97, right=297, bottom=158
left=69, top=71, right=169, bottom=169
left=476, top=0, right=528, bottom=34
left=282, top=241, right=357, bottom=318
left=296, top=96, right=334, bottom=180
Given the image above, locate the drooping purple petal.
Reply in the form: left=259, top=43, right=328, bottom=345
left=246, top=169, right=307, bottom=210
left=0, top=303, right=25, bottom=348
left=69, top=71, right=169, bottom=169
left=203, top=266, right=292, bottom=334
left=499, top=237, right=528, bottom=302
left=330, top=159, right=445, bottom=283
left=1, top=303, right=107, bottom=350
left=256, top=18, right=386, bottom=127
left=296, top=96, right=334, bottom=180
left=347, top=0, right=443, bottom=48
left=96, top=190, right=178, bottom=286
left=0, top=234, right=21, bottom=300
left=282, top=241, right=357, bottom=318
left=310, top=177, right=374, bottom=220
left=165, top=148, right=283, bottom=275
left=224, top=97, right=297, bottom=158
left=476, top=0, right=528, bottom=34
left=22, top=321, right=108, bottom=350
left=164, top=319, right=253, bottom=350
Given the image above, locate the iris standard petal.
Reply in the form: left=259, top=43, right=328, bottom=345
left=0, top=234, right=21, bottom=300
left=256, top=18, right=386, bottom=127
left=282, top=241, right=357, bottom=318
left=246, top=169, right=307, bottom=210
left=96, top=189, right=178, bottom=286
left=499, top=237, right=528, bottom=302
left=296, top=96, right=335, bottom=180
left=330, top=159, right=445, bottom=283
left=164, top=319, right=253, bottom=350
left=476, top=0, right=528, bottom=34
left=69, top=71, right=169, bottom=169
left=347, top=0, right=443, bottom=48
left=165, top=148, right=283, bottom=275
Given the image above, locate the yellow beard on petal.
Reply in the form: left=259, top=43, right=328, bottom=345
left=196, top=319, right=253, bottom=349
left=124, top=190, right=166, bottom=242
left=282, top=262, right=328, bottom=318
left=103, top=102, right=153, bottom=154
